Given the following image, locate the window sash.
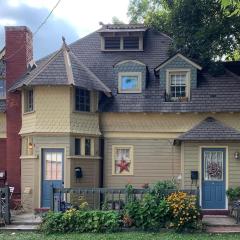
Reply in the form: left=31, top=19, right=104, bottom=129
left=0, top=80, right=6, bottom=98
left=75, top=88, right=90, bottom=112
left=75, top=138, right=81, bottom=155
left=25, top=89, right=34, bottom=112
left=85, top=138, right=91, bottom=156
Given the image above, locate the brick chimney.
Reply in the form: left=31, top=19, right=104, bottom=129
left=5, top=26, right=33, bottom=195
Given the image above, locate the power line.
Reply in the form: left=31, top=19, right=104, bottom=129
left=5, top=0, right=62, bottom=61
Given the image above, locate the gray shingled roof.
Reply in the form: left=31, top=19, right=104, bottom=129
left=10, top=42, right=111, bottom=95
left=177, top=117, right=240, bottom=141
left=98, top=23, right=147, bottom=33
left=9, top=27, right=240, bottom=113
left=0, top=100, right=6, bottom=112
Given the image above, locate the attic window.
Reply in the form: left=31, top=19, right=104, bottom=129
left=103, top=36, right=142, bottom=51
left=104, top=37, right=121, bottom=50
left=123, top=37, right=139, bottom=49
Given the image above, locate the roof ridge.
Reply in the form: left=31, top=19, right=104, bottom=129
left=69, top=51, right=111, bottom=94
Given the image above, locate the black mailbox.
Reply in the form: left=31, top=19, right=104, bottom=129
left=191, top=171, right=198, bottom=180
left=75, top=167, right=83, bottom=179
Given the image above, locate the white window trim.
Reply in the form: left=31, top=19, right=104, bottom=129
left=166, top=69, right=191, bottom=101
left=112, top=145, right=134, bottom=176
left=118, top=72, right=142, bottom=93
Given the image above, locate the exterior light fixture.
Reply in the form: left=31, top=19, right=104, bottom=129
left=234, top=152, right=240, bottom=160
left=28, top=142, right=33, bottom=149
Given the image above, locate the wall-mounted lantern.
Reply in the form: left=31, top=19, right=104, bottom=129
left=234, top=152, right=240, bottom=160
left=28, top=142, right=33, bottom=149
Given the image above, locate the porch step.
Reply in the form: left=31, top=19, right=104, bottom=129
left=202, top=210, right=229, bottom=215
left=0, top=224, right=39, bottom=231
left=206, top=226, right=240, bottom=233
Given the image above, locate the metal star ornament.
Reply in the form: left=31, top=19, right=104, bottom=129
left=116, top=159, right=130, bottom=173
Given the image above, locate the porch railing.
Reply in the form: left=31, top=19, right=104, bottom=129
left=0, top=186, right=11, bottom=224
left=50, top=186, right=199, bottom=212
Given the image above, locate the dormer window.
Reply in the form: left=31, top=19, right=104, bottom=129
left=166, top=69, right=190, bottom=102
left=103, top=36, right=142, bottom=51
left=118, top=72, right=142, bottom=93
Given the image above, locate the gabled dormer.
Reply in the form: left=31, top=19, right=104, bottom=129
left=98, top=24, right=148, bottom=51
left=155, top=53, right=202, bottom=102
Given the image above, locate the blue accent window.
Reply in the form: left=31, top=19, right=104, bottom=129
left=75, top=87, right=90, bottom=112
left=121, top=76, right=138, bottom=90
left=0, top=80, right=6, bottom=98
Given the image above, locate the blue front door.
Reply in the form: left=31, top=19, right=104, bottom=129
left=41, top=149, right=64, bottom=208
left=202, top=148, right=226, bottom=209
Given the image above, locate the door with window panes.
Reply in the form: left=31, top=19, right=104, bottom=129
left=41, top=149, right=64, bottom=208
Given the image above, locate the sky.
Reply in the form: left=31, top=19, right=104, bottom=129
left=0, top=0, right=130, bottom=59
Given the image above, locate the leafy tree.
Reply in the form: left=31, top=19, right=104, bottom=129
left=128, top=0, right=240, bottom=64
left=112, top=16, right=125, bottom=24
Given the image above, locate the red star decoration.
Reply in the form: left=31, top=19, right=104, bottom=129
left=116, top=159, right=130, bottom=173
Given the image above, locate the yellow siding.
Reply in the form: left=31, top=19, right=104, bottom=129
left=21, top=157, right=39, bottom=212
left=104, top=138, right=181, bottom=188
left=100, top=113, right=240, bottom=134
left=183, top=142, right=240, bottom=189
left=35, top=86, right=71, bottom=133
left=0, top=113, right=6, bottom=138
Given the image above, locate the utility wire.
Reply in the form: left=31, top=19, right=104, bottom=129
left=5, top=0, right=62, bottom=61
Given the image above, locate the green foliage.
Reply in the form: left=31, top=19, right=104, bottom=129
left=150, top=180, right=177, bottom=200
left=226, top=187, right=240, bottom=201
left=166, top=192, right=201, bottom=232
left=40, top=209, right=120, bottom=234
left=128, top=0, right=240, bottom=64
left=123, top=193, right=170, bottom=230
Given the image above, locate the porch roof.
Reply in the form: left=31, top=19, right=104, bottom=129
left=177, top=117, right=240, bottom=141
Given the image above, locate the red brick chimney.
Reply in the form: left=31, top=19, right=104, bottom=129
left=5, top=26, right=33, bottom=195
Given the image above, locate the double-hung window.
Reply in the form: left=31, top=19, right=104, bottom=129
left=24, top=89, right=34, bottom=113
left=75, top=87, right=90, bottom=112
left=167, top=70, right=190, bottom=101
left=112, top=145, right=133, bottom=175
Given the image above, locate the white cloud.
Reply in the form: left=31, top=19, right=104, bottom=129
left=0, top=18, right=17, bottom=26
left=6, top=0, right=130, bottom=37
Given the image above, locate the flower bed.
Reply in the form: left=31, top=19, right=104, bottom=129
left=40, top=181, right=201, bottom=234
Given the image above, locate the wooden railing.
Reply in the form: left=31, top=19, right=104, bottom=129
left=0, top=186, right=11, bottom=224
left=50, top=186, right=199, bottom=212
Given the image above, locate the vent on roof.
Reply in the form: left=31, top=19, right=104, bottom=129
left=123, top=37, right=139, bottom=49
left=104, top=37, right=121, bottom=50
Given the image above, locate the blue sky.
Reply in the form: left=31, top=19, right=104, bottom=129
left=0, top=0, right=129, bottom=59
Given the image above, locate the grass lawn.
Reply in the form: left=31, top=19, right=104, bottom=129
left=0, top=232, right=240, bottom=240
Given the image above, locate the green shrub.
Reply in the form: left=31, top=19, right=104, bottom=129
left=166, top=192, right=201, bottom=232
left=123, top=193, right=170, bottom=231
left=150, top=180, right=177, bottom=200
left=226, top=187, right=240, bottom=201
left=40, top=209, right=120, bottom=234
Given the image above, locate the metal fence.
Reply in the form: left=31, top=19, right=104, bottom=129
left=50, top=186, right=198, bottom=212
left=0, top=187, right=11, bottom=224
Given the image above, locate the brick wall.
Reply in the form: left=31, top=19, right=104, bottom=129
left=5, top=26, right=33, bottom=193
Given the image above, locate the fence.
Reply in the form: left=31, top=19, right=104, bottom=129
left=50, top=186, right=199, bottom=212
left=0, top=187, right=11, bottom=224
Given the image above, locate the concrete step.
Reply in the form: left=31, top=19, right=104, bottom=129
left=206, top=226, right=240, bottom=233
left=0, top=224, right=39, bottom=231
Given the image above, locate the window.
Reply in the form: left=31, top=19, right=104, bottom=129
left=0, top=80, right=5, bottom=98
left=44, top=151, right=62, bottom=180
left=75, top=87, right=90, bottom=112
left=75, top=138, right=81, bottom=155
left=103, top=36, right=142, bottom=51
left=112, top=146, right=133, bottom=175
left=105, top=37, right=121, bottom=49
left=118, top=72, right=142, bottom=93
left=85, top=138, right=91, bottom=156
left=123, top=37, right=139, bottom=49
left=24, top=89, right=34, bottom=112
left=167, top=70, right=190, bottom=102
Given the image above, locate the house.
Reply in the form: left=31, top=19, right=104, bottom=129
left=1, top=24, right=240, bottom=212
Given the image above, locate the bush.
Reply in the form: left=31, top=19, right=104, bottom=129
left=123, top=193, right=170, bottom=231
left=166, top=192, right=200, bottom=232
left=150, top=180, right=178, bottom=200
left=226, top=187, right=240, bottom=202
left=40, top=209, right=120, bottom=234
